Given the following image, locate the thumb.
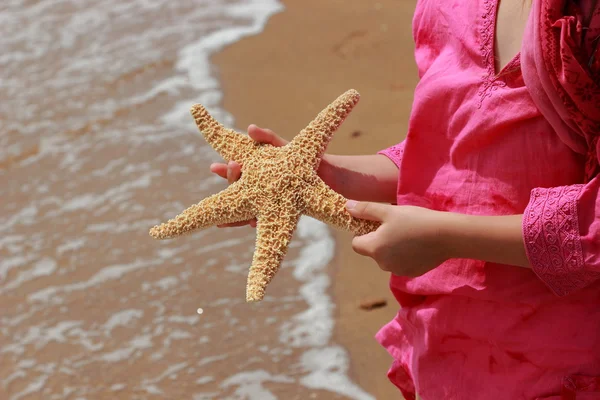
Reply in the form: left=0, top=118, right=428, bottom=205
left=351, top=232, right=377, bottom=257
left=345, top=200, right=388, bottom=222
left=247, top=124, right=288, bottom=147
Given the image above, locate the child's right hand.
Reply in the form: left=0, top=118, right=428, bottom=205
left=209, top=124, right=288, bottom=228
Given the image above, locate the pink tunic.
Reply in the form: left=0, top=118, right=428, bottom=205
left=376, top=1, right=600, bottom=399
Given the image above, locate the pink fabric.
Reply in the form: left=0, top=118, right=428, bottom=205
left=376, top=0, right=600, bottom=399
left=523, top=182, right=600, bottom=296
left=378, top=140, right=405, bottom=169
left=521, top=0, right=600, bottom=296
left=521, top=0, right=600, bottom=179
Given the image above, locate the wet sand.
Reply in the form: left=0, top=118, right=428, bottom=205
left=2, top=0, right=412, bottom=398
left=214, top=0, right=419, bottom=397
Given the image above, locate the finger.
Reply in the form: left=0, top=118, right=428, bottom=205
left=248, top=124, right=288, bottom=147
left=226, top=161, right=234, bottom=184
left=345, top=200, right=389, bottom=222
left=210, top=163, right=228, bottom=179
left=226, top=161, right=241, bottom=184
left=232, top=161, right=242, bottom=181
left=351, top=233, right=377, bottom=257
left=250, top=219, right=257, bottom=228
left=218, top=221, right=251, bottom=228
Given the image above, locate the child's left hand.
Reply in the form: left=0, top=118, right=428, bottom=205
left=345, top=201, right=453, bottom=277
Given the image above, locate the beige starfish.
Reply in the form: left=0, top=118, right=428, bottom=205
left=150, top=89, right=380, bottom=302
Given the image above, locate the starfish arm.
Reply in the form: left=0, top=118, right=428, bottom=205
left=191, top=104, right=256, bottom=163
left=288, top=89, right=360, bottom=170
left=302, top=177, right=380, bottom=235
left=149, top=183, right=253, bottom=239
left=246, top=208, right=300, bottom=302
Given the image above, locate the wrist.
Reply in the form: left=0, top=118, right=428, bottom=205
left=435, top=211, right=462, bottom=262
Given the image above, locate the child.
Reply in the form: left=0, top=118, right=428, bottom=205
left=212, top=0, right=600, bottom=398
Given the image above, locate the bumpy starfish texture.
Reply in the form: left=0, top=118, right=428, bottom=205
left=150, top=89, right=380, bottom=302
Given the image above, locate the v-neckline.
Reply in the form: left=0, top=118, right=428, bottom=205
left=489, top=0, right=522, bottom=77
left=477, top=0, right=524, bottom=108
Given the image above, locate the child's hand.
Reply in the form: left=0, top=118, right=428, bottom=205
left=345, top=201, right=453, bottom=277
left=209, top=125, right=288, bottom=228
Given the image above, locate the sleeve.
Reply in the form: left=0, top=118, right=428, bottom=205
left=377, top=140, right=406, bottom=169
left=523, top=175, right=600, bottom=297
left=520, top=0, right=600, bottom=296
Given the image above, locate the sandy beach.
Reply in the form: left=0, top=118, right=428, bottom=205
left=1, top=0, right=418, bottom=398
left=215, top=0, right=419, bottom=397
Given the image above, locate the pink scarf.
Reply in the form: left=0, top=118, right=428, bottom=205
left=521, top=0, right=600, bottom=183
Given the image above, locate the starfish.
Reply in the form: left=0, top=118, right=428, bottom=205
left=150, top=89, right=380, bottom=302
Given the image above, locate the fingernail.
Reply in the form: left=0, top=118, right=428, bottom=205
left=345, top=200, right=357, bottom=210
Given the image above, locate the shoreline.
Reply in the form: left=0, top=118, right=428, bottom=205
left=212, top=0, right=419, bottom=397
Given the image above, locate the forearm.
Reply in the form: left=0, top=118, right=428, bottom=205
left=319, top=154, right=399, bottom=203
left=440, top=212, right=531, bottom=268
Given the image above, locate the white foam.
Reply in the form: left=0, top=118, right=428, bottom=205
left=1, top=320, right=83, bottom=355
left=197, top=354, right=228, bottom=367
left=85, top=219, right=164, bottom=233
left=196, top=376, right=214, bottom=385
left=18, top=359, right=36, bottom=369
left=110, top=384, right=126, bottom=392
left=144, top=385, right=163, bottom=395
left=153, top=276, right=179, bottom=290
left=194, top=237, right=246, bottom=258
left=0, top=234, right=25, bottom=248
left=161, top=0, right=284, bottom=130
left=0, top=254, right=36, bottom=280
left=28, top=259, right=161, bottom=303
left=198, top=336, right=210, bottom=344
left=62, top=194, right=97, bottom=212
left=144, top=361, right=188, bottom=384
left=67, top=327, right=104, bottom=352
left=193, top=392, right=220, bottom=400
left=90, top=158, right=126, bottom=177
left=2, top=370, right=26, bottom=387
left=44, top=321, right=82, bottom=346
left=56, top=238, right=86, bottom=255
left=55, top=171, right=160, bottom=215
left=103, top=309, right=144, bottom=332
left=300, top=347, right=374, bottom=400
left=278, top=217, right=374, bottom=399
left=167, top=165, right=189, bottom=174
left=163, top=329, right=193, bottom=347
left=279, top=275, right=333, bottom=347
left=2, top=205, right=38, bottom=229
left=10, top=374, right=48, bottom=400
left=167, top=315, right=199, bottom=325
left=279, top=218, right=335, bottom=347
left=221, top=370, right=294, bottom=400
left=100, top=334, right=153, bottom=362
left=0, top=258, right=57, bottom=293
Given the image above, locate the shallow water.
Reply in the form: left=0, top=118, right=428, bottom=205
left=0, top=0, right=374, bottom=398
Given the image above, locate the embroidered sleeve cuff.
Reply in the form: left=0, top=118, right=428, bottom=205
left=377, top=141, right=406, bottom=169
left=522, top=184, right=594, bottom=296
